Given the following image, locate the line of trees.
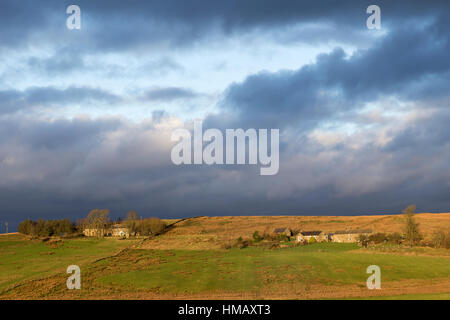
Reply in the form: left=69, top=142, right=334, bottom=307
left=358, top=232, right=403, bottom=247
left=18, top=219, right=75, bottom=237
left=124, top=211, right=166, bottom=236
left=18, top=209, right=167, bottom=238
left=357, top=205, right=449, bottom=248
left=78, top=209, right=167, bottom=236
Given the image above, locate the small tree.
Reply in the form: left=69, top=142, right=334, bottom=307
left=125, top=211, right=139, bottom=221
left=125, top=220, right=137, bottom=235
left=252, top=231, right=262, bottom=243
left=402, top=205, right=422, bottom=247
left=357, top=234, right=369, bottom=247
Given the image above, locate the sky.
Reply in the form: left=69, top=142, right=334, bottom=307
left=1, top=1, right=450, bottom=230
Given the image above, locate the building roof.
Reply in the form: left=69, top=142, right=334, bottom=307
left=333, top=229, right=372, bottom=234
left=273, top=228, right=290, bottom=233
left=300, top=231, right=322, bottom=236
left=112, top=224, right=128, bottom=228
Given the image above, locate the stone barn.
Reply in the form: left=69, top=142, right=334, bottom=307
left=83, top=224, right=130, bottom=238
left=273, top=228, right=293, bottom=237
left=83, top=228, right=110, bottom=237
left=331, top=229, right=373, bottom=243
left=111, top=224, right=130, bottom=238
left=297, top=231, right=329, bottom=243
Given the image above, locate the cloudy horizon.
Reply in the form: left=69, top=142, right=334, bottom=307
left=1, top=1, right=450, bottom=231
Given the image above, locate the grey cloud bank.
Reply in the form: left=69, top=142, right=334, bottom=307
left=0, top=1, right=450, bottom=230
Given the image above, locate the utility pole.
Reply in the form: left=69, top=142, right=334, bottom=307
left=5, top=221, right=8, bottom=234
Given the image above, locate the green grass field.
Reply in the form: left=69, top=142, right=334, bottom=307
left=0, top=235, right=449, bottom=299
left=94, top=244, right=449, bottom=295
left=0, top=234, right=137, bottom=292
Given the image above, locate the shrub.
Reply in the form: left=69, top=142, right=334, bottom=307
left=18, top=219, right=36, bottom=236
left=252, top=231, right=263, bottom=243
left=444, top=235, right=450, bottom=249
left=387, top=232, right=402, bottom=245
left=357, top=234, right=369, bottom=247
left=279, top=234, right=289, bottom=242
left=233, top=236, right=251, bottom=248
left=239, top=240, right=250, bottom=249
left=222, top=243, right=232, bottom=250
left=432, top=231, right=450, bottom=249
left=126, top=218, right=167, bottom=236
left=369, top=233, right=387, bottom=244
left=308, top=237, right=317, bottom=244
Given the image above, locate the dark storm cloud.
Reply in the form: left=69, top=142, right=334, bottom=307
left=1, top=0, right=449, bottom=51
left=217, top=15, right=450, bottom=130
left=383, top=109, right=450, bottom=153
left=0, top=116, right=177, bottom=227
left=3, top=109, right=450, bottom=230
left=16, top=118, right=122, bottom=151
left=0, top=1, right=61, bottom=49
left=2, top=1, right=450, bottom=230
left=143, top=87, right=199, bottom=102
left=0, top=86, right=121, bottom=114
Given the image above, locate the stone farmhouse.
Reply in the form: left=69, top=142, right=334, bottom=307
left=295, top=229, right=373, bottom=243
left=330, top=229, right=373, bottom=243
left=83, top=224, right=131, bottom=238
left=273, top=228, right=293, bottom=237
left=297, top=231, right=330, bottom=243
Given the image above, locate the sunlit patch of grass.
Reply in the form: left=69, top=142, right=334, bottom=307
left=0, top=234, right=137, bottom=292
left=94, top=244, right=450, bottom=295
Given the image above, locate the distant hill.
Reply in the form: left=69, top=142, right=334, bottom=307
left=140, top=213, right=450, bottom=250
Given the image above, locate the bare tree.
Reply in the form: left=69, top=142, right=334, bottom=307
left=125, top=211, right=139, bottom=221
left=86, top=209, right=111, bottom=237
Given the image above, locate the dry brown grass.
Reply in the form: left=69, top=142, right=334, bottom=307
left=4, top=272, right=449, bottom=300
left=139, top=213, right=450, bottom=250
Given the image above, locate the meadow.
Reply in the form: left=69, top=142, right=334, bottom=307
left=0, top=233, right=137, bottom=293
left=0, top=214, right=449, bottom=299
left=0, top=235, right=449, bottom=299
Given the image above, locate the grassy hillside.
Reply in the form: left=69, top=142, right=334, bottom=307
left=141, top=213, right=450, bottom=250
left=0, top=214, right=449, bottom=300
